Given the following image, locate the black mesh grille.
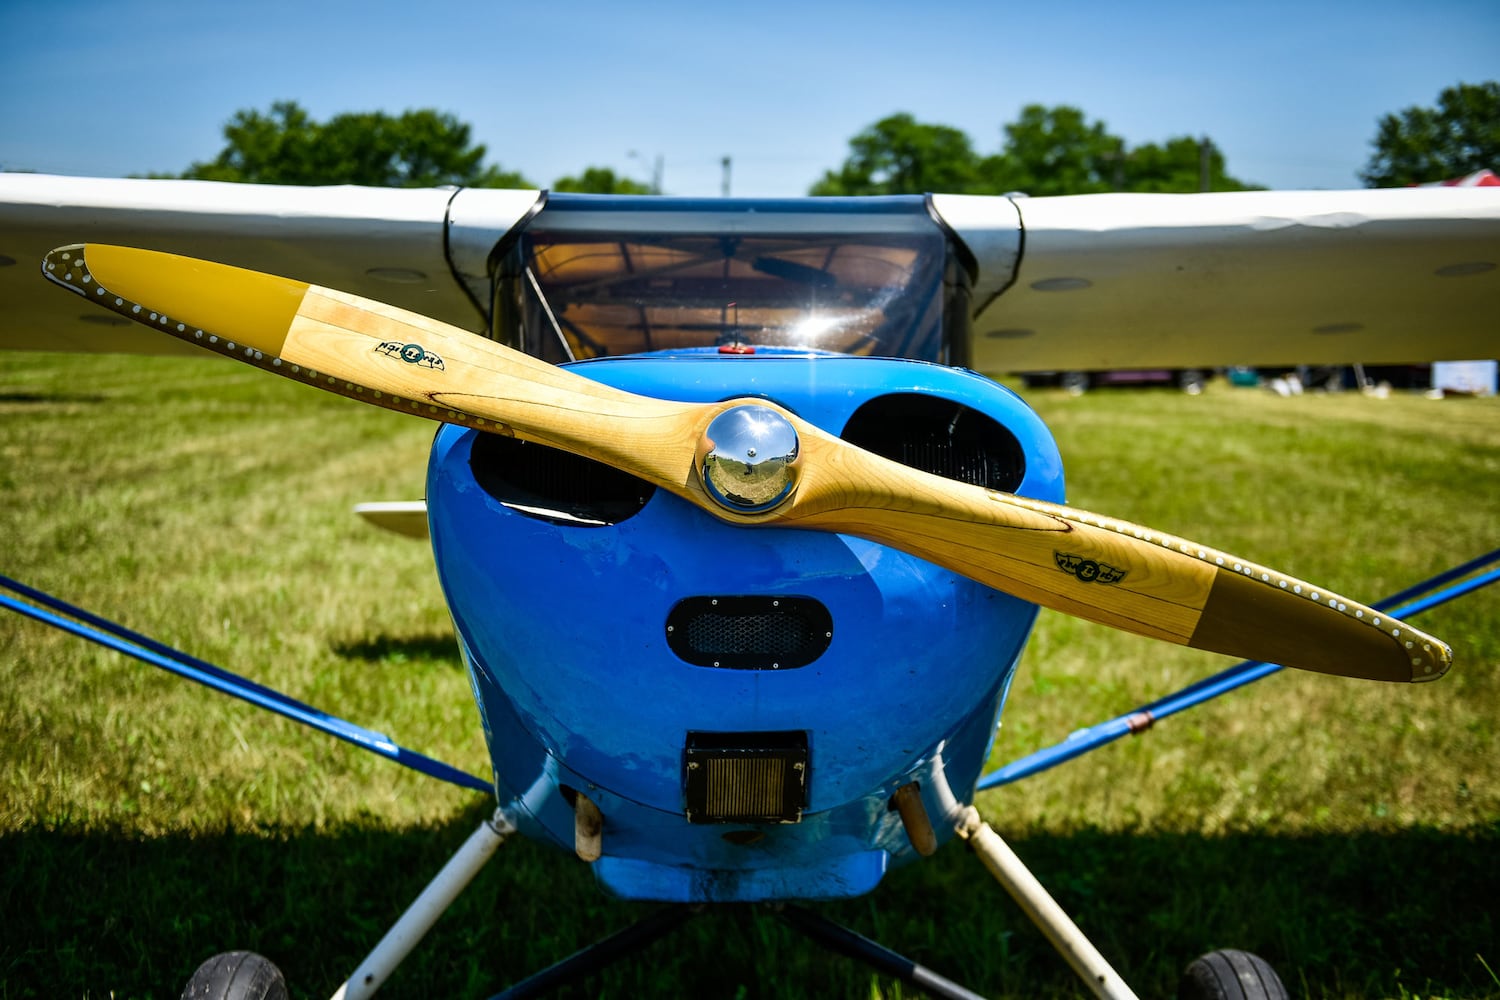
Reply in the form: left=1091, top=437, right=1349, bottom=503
left=687, top=611, right=806, bottom=655
left=667, top=596, right=831, bottom=670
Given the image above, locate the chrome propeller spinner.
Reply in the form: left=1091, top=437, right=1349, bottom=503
left=696, top=403, right=802, bottom=513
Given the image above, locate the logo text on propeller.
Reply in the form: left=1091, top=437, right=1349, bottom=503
left=375, top=341, right=445, bottom=371
left=1054, top=552, right=1128, bottom=585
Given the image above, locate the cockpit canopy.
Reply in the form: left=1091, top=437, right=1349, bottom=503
left=490, top=194, right=973, bottom=365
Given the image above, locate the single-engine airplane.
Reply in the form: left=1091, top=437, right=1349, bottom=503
left=2, top=172, right=1498, bottom=1000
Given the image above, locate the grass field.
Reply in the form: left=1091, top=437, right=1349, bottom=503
left=2, top=352, right=1497, bottom=999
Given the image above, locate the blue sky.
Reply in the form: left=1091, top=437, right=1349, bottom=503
left=1, top=0, right=1495, bottom=196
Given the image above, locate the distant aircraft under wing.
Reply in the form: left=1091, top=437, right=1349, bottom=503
left=3, top=174, right=1496, bottom=370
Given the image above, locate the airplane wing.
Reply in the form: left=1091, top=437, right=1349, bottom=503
left=934, top=188, right=1500, bottom=372
left=0, top=173, right=540, bottom=354
left=3, top=174, right=1495, bottom=369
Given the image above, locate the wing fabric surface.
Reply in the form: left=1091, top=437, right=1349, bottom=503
left=0, top=173, right=540, bottom=353
left=936, top=187, right=1500, bottom=372
left=3, top=174, right=1495, bottom=369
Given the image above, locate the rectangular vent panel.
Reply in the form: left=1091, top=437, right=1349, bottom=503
left=685, top=731, right=807, bottom=824
left=666, top=596, right=832, bottom=670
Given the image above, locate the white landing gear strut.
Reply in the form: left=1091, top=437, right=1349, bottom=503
left=954, top=805, right=1138, bottom=1000
left=324, top=802, right=1136, bottom=998
left=330, top=809, right=516, bottom=1000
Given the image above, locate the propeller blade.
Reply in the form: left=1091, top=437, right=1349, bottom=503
left=44, top=244, right=1451, bottom=683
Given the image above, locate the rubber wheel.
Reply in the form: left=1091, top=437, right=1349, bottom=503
left=1177, top=948, right=1288, bottom=1000
left=180, top=951, right=288, bottom=1000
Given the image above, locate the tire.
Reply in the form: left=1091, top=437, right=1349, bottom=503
left=181, top=951, right=289, bottom=1000
left=1177, top=948, right=1288, bottom=1000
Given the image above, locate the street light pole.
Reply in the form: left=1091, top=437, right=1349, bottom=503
left=627, top=151, right=664, bottom=194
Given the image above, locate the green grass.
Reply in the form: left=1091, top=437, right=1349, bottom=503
left=2, top=353, right=1497, bottom=998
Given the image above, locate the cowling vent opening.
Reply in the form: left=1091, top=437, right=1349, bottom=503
left=841, top=393, right=1025, bottom=492
left=468, top=432, right=655, bottom=526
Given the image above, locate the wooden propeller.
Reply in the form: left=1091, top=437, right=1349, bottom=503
left=42, top=244, right=1451, bottom=683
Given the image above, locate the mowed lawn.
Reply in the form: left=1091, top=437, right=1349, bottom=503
left=2, top=351, right=1496, bottom=999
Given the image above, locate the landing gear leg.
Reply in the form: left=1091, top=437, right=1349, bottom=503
left=954, top=805, right=1138, bottom=1000
left=330, top=809, right=515, bottom=1000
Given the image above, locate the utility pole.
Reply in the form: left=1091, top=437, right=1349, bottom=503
left=628, top=151, right=664, bottom=194
left=721, top=156, right=732, bottom=197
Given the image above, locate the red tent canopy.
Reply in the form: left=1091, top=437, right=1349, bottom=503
left=1425, top=169, right=1500, bottom=186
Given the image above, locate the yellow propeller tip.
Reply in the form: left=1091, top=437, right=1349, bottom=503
left=43, top=244, right=309, bottom=358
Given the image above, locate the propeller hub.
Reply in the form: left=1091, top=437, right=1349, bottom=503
left=697, top=404, right=801, bottom=513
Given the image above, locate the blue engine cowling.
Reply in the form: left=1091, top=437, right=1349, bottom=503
left=427, top=353, right=1064, bottom=902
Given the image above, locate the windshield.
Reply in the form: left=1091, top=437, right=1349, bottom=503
left=492, top=195, right=967, bottom=364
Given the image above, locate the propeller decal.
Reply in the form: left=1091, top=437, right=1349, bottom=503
left=1055, top=552, right=1129, bottom=585
left=377, top=341, right=446, bottom=370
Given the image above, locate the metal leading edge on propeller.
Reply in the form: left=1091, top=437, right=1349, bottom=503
left=42, top=244, right=1452, bottom=684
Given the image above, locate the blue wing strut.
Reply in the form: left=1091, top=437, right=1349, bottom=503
left=0, top=573, right=492, bottom=794
left=4, top=548, right=1493, bottom=801
left=977, top=548, right=1500, bottom=791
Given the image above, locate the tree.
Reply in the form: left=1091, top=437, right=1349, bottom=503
left=551, top=166, right=654, bottom=194
left=181, top=101, right=533, bottom=188
left=810, top=113, right=984, bottom=195
left=1361, top=81, right=1500, bottom=187
left=1122, top=136, right=1261, bottom=193
left=980, top=104, right=1123, bottom=196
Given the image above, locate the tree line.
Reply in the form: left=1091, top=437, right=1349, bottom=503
left=173, top=82, right=1498, bottom=195
left=810, top=108, right=1257, bottom=195
left=170, top=101, right=651, bottom=194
